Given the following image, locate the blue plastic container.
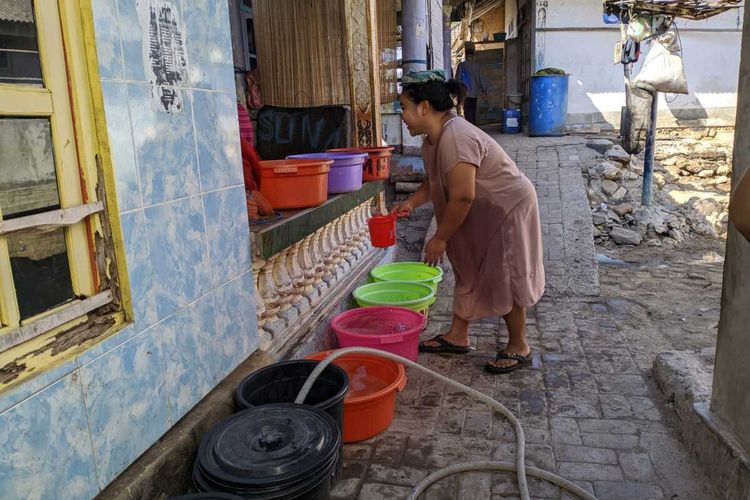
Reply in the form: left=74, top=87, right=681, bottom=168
left=502, top=109, right=521, bottom=134
left=529, top=75, right=569, bottom=137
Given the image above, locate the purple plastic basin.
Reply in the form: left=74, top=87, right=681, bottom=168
left=288, top=152, right=367, bottom=194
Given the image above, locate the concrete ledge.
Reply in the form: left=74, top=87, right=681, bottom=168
left=654, top=350, right=750, bottom=499
left=691, top=402, right=750, bottom=499
left=653, top=349, right=713, bottom=423
left=250, top=181, right=385, bottom=259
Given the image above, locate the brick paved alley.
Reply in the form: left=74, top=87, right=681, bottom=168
left=332, top=133, right=719, bottom=500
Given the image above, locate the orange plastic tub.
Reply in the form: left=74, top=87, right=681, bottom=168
left=327, top=146, right=394, bottom=181
left=258, top=159, right=332, bottom=210
left=306, top=350, right=407, bottom=443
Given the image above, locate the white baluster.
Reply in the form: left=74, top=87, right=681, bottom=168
left=272, top=250, right=298, bottom=324
left=287, top=241, right=310, bottom=315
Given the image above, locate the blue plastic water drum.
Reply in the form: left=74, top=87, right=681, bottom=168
left=529, top=75, right=569, bottom=137
left=502, top=109, right=521, bottom=134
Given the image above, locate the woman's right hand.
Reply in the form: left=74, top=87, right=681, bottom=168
left=390, top=200, right=414, bottom=218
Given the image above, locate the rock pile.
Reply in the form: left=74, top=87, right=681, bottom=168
left=584, top=138, right=730, bottom=247
left=656, top=138, right=733, bottom=186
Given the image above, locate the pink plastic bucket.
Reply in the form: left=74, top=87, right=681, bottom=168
left=331, top=306, right=428, bottom=362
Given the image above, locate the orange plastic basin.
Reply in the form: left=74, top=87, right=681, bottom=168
left=258, top=159, right=332, bottom=210
left=306, top=350, right=407, bottom=443
left=327, top=146, right=394, bottom=181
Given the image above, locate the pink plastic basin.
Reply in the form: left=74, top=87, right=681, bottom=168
left=331, top=306, right=428, bottom=362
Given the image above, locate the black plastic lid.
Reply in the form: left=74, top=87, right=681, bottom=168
left=196, top=404, right=340, bottom=490
left=170, top=493, right=244, bottom=500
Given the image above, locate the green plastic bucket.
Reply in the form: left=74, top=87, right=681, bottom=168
left=370, top=262, right=444, bottom=292
left=353, top=281, right=436, bottom=314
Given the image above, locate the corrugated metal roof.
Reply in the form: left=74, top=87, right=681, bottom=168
left=0, top=0, right=34, bottom=24
left=603, top=0, right=743, bottom=21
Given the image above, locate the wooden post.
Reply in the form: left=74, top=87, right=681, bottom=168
left=344, top=0, right=382, bottom=147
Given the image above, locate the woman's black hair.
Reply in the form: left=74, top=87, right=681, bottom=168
left=402, top=79, right=468, bottom=111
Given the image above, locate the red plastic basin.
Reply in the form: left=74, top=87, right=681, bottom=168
left=327, top=146, right=394, bottom=181
left=306, top=350, right=407, bottom=442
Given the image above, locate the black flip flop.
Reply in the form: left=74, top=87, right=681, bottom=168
left=419, top=335, right=472, bottom=354
left=484, top=351, right=532, bottom=374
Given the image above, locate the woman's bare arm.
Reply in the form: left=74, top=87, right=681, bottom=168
left=391, top=179, right=430, bottom=215
left=424, top=162, right=476, bottom=265
left=434, top=163, right=476, bottom=241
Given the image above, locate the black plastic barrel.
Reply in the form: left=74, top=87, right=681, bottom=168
left=193, top=404, right=341, bottom=500
left=234, top=360, right=349, bottom=431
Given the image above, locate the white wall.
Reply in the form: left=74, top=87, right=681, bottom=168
left=539, top=0, right=743, bottom=128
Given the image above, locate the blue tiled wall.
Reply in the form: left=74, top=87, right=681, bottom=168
left=0, top=0, right=258, bottom=496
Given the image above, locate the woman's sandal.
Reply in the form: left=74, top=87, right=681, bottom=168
left=418, top=335, right=472, bottom=354
left=484, top=351, right=532, bottom=374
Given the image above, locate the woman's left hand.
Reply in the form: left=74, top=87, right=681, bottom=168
left=423, top=237, right=447, bottom=266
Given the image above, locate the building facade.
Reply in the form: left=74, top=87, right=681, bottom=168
left=0, top=0, right=395, bottom=495
left=533, top=0, right=743, bottom=129
left=0, top=0, right=259, bottom=496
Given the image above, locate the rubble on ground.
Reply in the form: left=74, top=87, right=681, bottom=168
left=656, top=136, right=733, bottom=183
left=584, top=133, right=732, bottom=247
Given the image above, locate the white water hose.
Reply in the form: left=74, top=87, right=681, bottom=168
left=294, top=347, right=598, bottom=500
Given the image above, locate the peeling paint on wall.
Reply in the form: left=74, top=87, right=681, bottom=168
left=137, top=0, right=188, bottom=113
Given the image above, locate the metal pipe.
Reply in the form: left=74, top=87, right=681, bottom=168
left=443, top=11, right=453, bottom=75
left=402, top=0, right=428, bottom=73
left=624, top=64, right=631, bottom=108
left=642, top=86, right=659, bottom=206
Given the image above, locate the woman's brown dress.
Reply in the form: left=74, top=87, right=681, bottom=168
left=422, top=117, right=545, bottom=320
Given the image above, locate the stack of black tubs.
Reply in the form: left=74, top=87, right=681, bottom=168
left=234, top=360, right=349, bottom=429
left=191, top=359, right=350, bottom=499
left=171, top=493, right=244, bottom=499
left=193, top=404, right=341, bottom=499
left=235, top=359, right=350, bottom=482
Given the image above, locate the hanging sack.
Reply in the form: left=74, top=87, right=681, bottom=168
left=633, top=32, right=688, bottom=94
left=626, top=15, right=653, bottom=42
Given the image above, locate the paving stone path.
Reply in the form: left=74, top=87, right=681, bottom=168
left=333, top=134, right=718, bottom=500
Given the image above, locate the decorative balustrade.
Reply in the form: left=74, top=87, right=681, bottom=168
left=249, top=184, right=386, bottom=355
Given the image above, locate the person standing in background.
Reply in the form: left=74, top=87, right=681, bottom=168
left=455, top=43, right=485, bottom=125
